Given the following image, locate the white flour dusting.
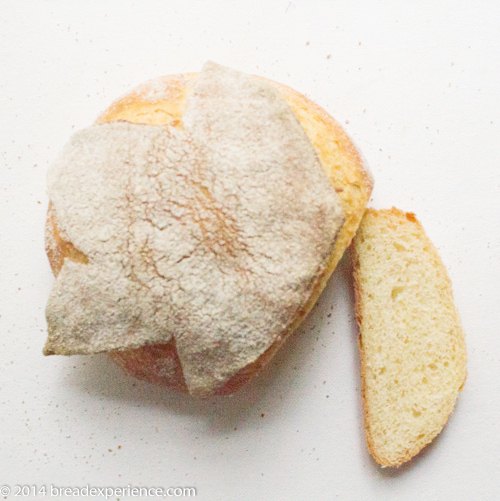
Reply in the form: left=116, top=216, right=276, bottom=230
left=45, top=62, right=345, bottom=396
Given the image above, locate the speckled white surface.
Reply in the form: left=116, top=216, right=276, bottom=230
left=1, top=1, right=499, bottom=500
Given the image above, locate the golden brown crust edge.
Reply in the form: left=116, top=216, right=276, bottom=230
left=352, top=208, right=467, bottom=467
left=46, top=71, right=373, bottom=395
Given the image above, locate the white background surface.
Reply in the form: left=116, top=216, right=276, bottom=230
left=1, top=1, right=499, bottom=500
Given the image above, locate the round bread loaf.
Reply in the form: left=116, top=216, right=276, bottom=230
left=46, top=66, right=373, bottom=396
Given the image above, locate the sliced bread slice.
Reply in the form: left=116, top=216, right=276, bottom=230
left=352, top=208, right=467, bottom=467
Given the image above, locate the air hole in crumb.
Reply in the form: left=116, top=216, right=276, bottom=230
left=444, top=361, right=449, bottom=367
left=393, top=242, right=406, bottom=251
left=412, top=409, right=421, bottom=417
left=428, top=363, right=437, bottom=370
left=417, top=434, right=424, bottom=440
left=391, top=286, right=405, bottom=300
left=422, top=377, right=428, bottom=384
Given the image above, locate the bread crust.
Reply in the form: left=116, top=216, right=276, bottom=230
left=352, top=208, right=467, bottom=466
left=46, top=71, right=373, bottom=395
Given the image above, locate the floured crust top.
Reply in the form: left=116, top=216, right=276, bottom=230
left=44, top=62, right=345, bottom=396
